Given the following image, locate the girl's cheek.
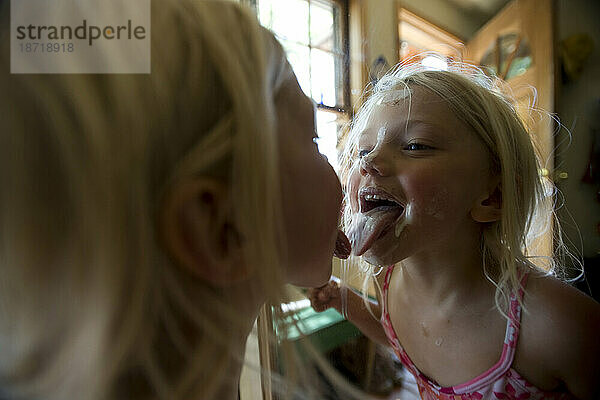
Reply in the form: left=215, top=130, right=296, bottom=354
left=422, top=188, right=450, bottom=220
left=404, top=177, right=449, bottom=221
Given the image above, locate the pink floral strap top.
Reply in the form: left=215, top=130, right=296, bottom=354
left=381, top=266, right=574, bottom=400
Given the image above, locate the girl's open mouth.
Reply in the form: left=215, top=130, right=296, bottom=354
left=349, top=187, right=405, bottom=257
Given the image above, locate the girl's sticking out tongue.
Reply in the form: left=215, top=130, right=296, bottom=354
left=348, top=203, right=411, bottom=258
left=348, top=208, right=401, bottom=257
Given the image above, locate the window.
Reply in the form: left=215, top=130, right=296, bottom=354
left=249, top=0, right=350, bottom=171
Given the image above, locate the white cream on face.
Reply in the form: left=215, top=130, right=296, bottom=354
left=394, top=202, right=412, bottom=237
left=361, top=125, right=387, bottom=167
left=376, top=124, right=386, bottom=146
left=360, top=88, right=410, bottom=163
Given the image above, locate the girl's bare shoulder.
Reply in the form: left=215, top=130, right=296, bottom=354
left=519, top=271, right=600, bottom=398
left=523, top=271, right=600, bottom=337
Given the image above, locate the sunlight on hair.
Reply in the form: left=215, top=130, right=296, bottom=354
left=421, top=55, right=448, bottom=71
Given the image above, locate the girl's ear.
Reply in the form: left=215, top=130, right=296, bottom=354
left=160, top=178, right=251, bottom=286
left=471, top=181, right=502, bottom=223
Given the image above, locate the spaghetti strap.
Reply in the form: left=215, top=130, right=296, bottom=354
left=451, top=272, right=529, bottom=393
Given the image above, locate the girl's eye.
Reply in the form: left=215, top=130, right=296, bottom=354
left=405, top=142, right=432, bottom=151
left=358, top=149, right=370, bottom=158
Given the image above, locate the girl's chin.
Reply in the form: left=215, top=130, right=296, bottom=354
left=362, top=251, right=398, bottom=267
left=362, top=241, right=403, bottom=267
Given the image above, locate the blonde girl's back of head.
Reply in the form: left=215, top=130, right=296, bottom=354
left=0, top=1, right=296, bottom=399
left=342, top=58, right=575, bottom=318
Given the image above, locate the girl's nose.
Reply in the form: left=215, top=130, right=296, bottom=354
left=359, top=152, right=390, bottom=176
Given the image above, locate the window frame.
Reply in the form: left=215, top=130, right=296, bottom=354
left=246, top=0, right=351, bottom=115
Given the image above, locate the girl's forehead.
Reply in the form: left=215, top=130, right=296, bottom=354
left=375, top=86, right=412, bottom=105
left=364, top=87, right=458, bottom=132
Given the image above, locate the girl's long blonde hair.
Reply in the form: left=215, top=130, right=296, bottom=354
left=0, top=1, right=297, bottom=399
left=340, top=58, right=579, bottom=317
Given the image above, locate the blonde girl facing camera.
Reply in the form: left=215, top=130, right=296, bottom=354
left=309, top=62, right=600, bottom=399
left=0, top=1, right=345, bottom=399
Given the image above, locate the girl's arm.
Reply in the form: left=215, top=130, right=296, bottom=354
left=307, top=279, right=389, bottom=346
left=550, top=284, right=600, bottom=400
left=519, top=274, right=600, bottom=399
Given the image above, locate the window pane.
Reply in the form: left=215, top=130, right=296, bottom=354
left=280, top=39, right=311, bottom=97
left=315, top=110, right=339, bottom=171
left=310, top=49, right=336, bottom=107
left=255, top=0, right=348, bottom=110
left=257, top=0, right=309, bottom=45
left=310, top=0, right=336, bottom=52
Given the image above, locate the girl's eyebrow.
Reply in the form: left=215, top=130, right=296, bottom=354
left=358, top=120, right=449, bottom=146
left=395, top=119, right=452, bottom=140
